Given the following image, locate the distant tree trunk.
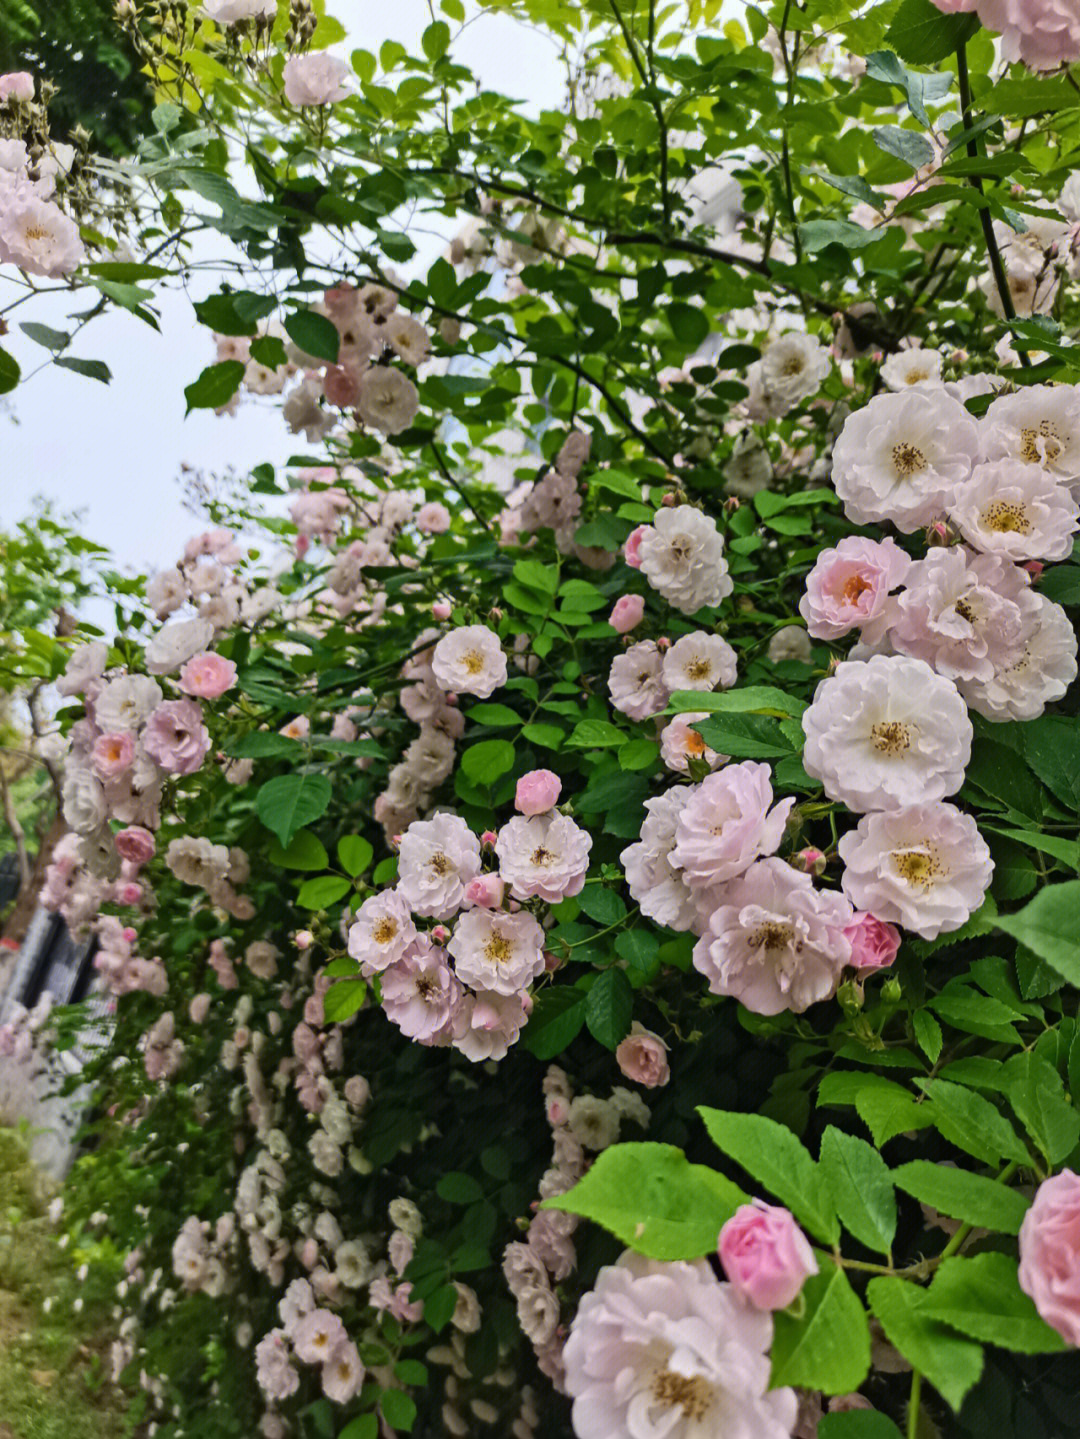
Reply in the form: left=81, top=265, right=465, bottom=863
left=2, top=813, right=64, bottom=944
left=0, top=760, right=31, bottom=889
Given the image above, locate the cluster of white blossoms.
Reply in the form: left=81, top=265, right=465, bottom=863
left=349, top=778, right=592, bottom=1061
left=745, top=330, right=832, bottom=420
left=627, top=504, right=733, bottom=614
left=0, top=72, right=85, bottom=277
left=608, top=629, right=738, bottom=723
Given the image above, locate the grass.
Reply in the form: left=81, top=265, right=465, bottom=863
left=0, top=1128, right=128, bottom=1439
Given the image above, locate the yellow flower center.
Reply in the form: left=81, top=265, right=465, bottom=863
left=651, top=1370, right=714, bottom=1421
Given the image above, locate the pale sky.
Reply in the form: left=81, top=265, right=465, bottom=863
left=0, top=0, right=744, bottom=575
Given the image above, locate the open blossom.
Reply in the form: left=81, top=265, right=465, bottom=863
left=453, top=987, right=531, bottom=1062
left=254, top=1331, right=300, bottom=1401
left=672, top=761, right=795, bottom=891
left=416, top=501, right=451, bottom=533
left=56, top=641, right=108, bottom=698
left=205, top=0, right=276, bottom=21
left=950, top=460, right=1079, bottom=561
left=348, top=892, right=417, bottom=972
left=321, top=1340, right=364, bottom=1404
left=799, top=535, right=911, bottom=642
left=637, top=505, right=733, bottom=614
left=889, top=547, right=1040, bottom=685
left=693, top=859, right=853, bottom=1014
left=980, top=384, right=1080, bottom=488
left=0, top=189, right=84, bottom=277
left=844, top=912, right=901, bottom=972
left=621, top=788, right=701, bottom=932
left=95, top=674, right=163, bottom=732
left=756, top=331, right=831, bottom=415
left=178, top=652, right=238, bottom=699
left=396, top=813, right=482, bottom=918
left=381, top=938, right=463, bottom=1041
left=662, top=632, right=738, bottom=693
left=718, top=1202, right=818, bottom=1310
left=114, top=826, right=155, bottom=866
left=608, top=640, right=669, bottom=720
left=146, top=617, right=215, bottom=674
left=838, top=802, right=994, bottom=940
left=1018, top=1170, right=1080, bottom=1347
left=448, top=908, right=546, bottom=994
left=881, top=347, right=944, bottom=391
left=831, top=389, right=980, bottom=532
left=142, top=700, right=211, bottom=775
left=563, top=1253, right=798, bottom=1439
left=959, top=592, right=1077, bottom=721
left=940, top=0, right=1080, bottom=71
left=0, top=72, right=34, bottom=102
left=293, top=1309, right=348, bottom=1366
left=659, top=713, right=725, bottom=774
left=431, top=624, right=507, bottom=698
left=801, top=656, right=972, bottom=812
left=91, top=730, right=136, bottom=782
left=62, top=769, right=107, bottom=836
left=282, top=53, right=351, bottom=106
left=356, top=365, right=420, bottom=433
left=495, top=812, right=593, bottom=902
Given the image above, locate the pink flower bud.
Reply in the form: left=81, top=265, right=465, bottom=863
left=114, top=825, right=156, bottom=867
left=660, top=491, right=677, bottom=507
left=295, top=533, right=311, bottom=559
left=294, top=930, right=313, bottom=951
left=488, top=607, right=504, bottom=622
left=463, top=875, right=505, bottom=909
left=117, top=883, right=143, bottom=905
left=0, top=72, right=34, bottom=103
left=481, top=830, right=498, bottom=848
left=515, top=769, right=562, bottom=816
left=843, top=912, right=901, bottom=973
left=609, top=594, right=645, bottom=634
left=624, top=525, right=648, bottom=569
left=718, top=1201, right=818, bottom=1310
left=546, top=1095, right=569, bottom=1127
left=543, top=949, right=562, bottom=972
left=656, top=636, right=671, bottom=651
left=1024, top=561, right=1045, bottom=582
left=432, top=600, right=452, bottom=620
left=431, top=924, right=451, bottom=943
left=615, top=1023, right=670, bottom=1088
left=793, top=846, right=827, bottom=877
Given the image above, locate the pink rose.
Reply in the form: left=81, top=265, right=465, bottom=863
left=114, top=826, right=156, bottom=866
left=463, top=874, right=505, bottom=909
left=799, top=535, right=911, bottom=643
left=609, top=594, right=645, bottom=634
left=0, top=72, right=34, bottom=103
left=282, top=52, right=351, bottom=107
left=432, top=600, right=452, bottom=620
left=1019, top=1170, right=1080, bottom=1346
left=623, top=526, right=648, bottom=569
left=515, top=769, right=562, bottom=816
left=844, top=912, right=901, bottom=972
left=92, top=731, right=136, bottom=781
left=178, top=652, right=237, bottom=700
left=718, top=1200, right=818, bottom=1310
left=143, top=700, right=211, bottom=775
left=615, top=1023, right=670, bottom=1088
left=417, top=502, right=451, bottom=534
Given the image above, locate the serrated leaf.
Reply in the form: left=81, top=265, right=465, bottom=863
left=296, top=875, right=351, bottom=909
left=994, top=881, right=1080, bottom=986
left=20, top=321, right=71, bottom=352
left=585, top=968, right=633, bottom=1049
left=819, top=1127, right=897, bottom=1257
left=770, top=1262, right=870, bottom=1394
left=1001, top=1051, right=1080, bottom=1164
left=460, top=738, right=515, bottom=785
left=819, top=1414, right=904, bottom=1439
left=337, top=835, right=373, bottom=878
left=520, top=986, right=586, bottom=1060
left=912, top=1010, right=943, bottom=1064
left=698, top=1107, right=839, bottom=1245
left=918, top=1079, right=1031, bottom=1167
left=268, top=830, right=329, bottom=870
left=322, top=978, right=368, bottom=1023
left=184, top=359, right=244, bottom=412
left=883, top=0, right=981, bottom=65
left=867, top=1276, right=984, bottom=1411
left=283, top=309, right=340, bottom=363
left=924, top=1253, right=1068, bottom=1354
left=543, top=1142, right=746, bottom=1259
left=54, top=356, right=112, bottom=383
left=891, top=1161, right=1030, bottom=1235
left=0, top=348, right=20, bottom=394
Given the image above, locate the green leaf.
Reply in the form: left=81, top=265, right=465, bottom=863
left=436, top=1172, right=484, bottom=1205
left=54, top=356, right=112, bottom=383
left=337, top=836, right=374, bottom=878
left=423, top=1284, right=458, bottom=1333
left=799, top=220, right=888, bottom=253
left=590, top=469, right=642, bottom=502
left=667, top=302, right=711, bottom=348
left=585, top=968, right=634, bottom=1050
left=918, top=1079, right=1031, bottom=1167
left=421, top=19, right=451, bottom=59
left=250, top=335, right=288, bottom=370
left=227, top=732, right=301, bottom=758
left=466, top=703, right=522, bottom=727
left=912, top=1010, right=943, bottom=1064
left=520, top=986, right=586, bottom=1059
left=693, top=713, right=794, bottom=761
left=378, top=1388, right=416, bottom=1432
left=268, top=830, right=330, bottom=870
left=891, top=1161, right=1031, bottom=1235
left=0, top=348, right=20, bottom=394
left=20, top=321, right=71, bottom=352
left=667, top=685, right=807, bottom=719
left=322, top=978, right=368, bottom=1023
left=884, top=0, right=981, bottom=65
left=620, top=738, right=659, bottom=770
left=543, top=1142, right=746, bottom=1259
left=770, top=1262, right=870, bottom=1395
left=184, top=359, right=244, bottom=412
left=994, top=881, right=1080, bottom=985
left=924, top=1254, right=1068, bottom=1354
left=339, top=1418, right=378, bottom=1439
left=565, top=719, right=627, bottom=748
left=855, top=1077, right=935, bottom=1147
left=460, top=739, right=515, bottom=786
left=864, top=48, right=954, bottom=127
left=1002, top=1051, right=1080, bottom=1164
left=512, top=558, right=559, bottom=594
left=867, top=1276, right=984, bottom=1412
left=296, top=875, right=352, bottom=909
left=697, top=1107, right=839, bottom=1245
left=256, top=772, right=333, bottom=846
left=283, top=309, right=340, bottom=364
left=819, top=1127, right=897, bottom=1257
left=819, top=1414, right=904, bottom=1439
left=872, top=126, right=936, bottom=170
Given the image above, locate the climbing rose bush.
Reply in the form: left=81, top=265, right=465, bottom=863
left=7, top=1, right=1080, bottom=1437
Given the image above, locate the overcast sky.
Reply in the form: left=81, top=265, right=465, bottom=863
left=0, top=0, right=742, bottom=575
